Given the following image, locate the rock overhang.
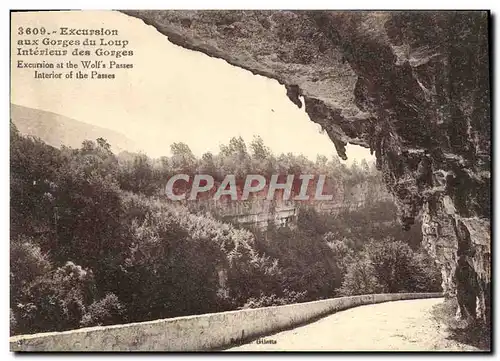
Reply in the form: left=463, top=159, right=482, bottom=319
left=121, top=10, right=491, bottom=323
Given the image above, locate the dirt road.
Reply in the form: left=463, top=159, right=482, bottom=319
left=227, top=298, right=479, bottom=351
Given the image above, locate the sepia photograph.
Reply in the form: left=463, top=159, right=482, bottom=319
left=9, top=9, right=491, bottom=352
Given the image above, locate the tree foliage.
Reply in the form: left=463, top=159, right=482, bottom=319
left=10, top=123, right=441, bottom=335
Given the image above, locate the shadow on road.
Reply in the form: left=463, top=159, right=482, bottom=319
left=431, top=298, right=490, bottom=351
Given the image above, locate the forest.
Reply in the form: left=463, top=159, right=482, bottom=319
left=10, top=122, right=441, bottom=336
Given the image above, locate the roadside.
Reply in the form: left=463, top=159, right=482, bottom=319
left=227, top=298, right=484, bottom=351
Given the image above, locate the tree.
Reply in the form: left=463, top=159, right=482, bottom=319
left=10, top=237, right=52, bottom=303
left=53, top=141, right=123, bottom=271
left=10, top=122, right=63, bottom=237
left=118, top=153, right=156, bottom=195
left=96, top=137, right=112, bottom=154
left=199, top=152, right=217, bottom=178
left=339, top=238, right=442, bottom=295
left=367, top=239, right=417, bottom=293
left=14, top=262, right=96, bottom=334
left=324, top=233, right=355, bottom=276
left=316, top=154, right=328, bottom=169
left=250, top=135, right=271, bottom=160
left=339, top=255, right=383, bottom=296
left=80, top=293, right=125, bottom=327
left=170, top=142, right=197, bottom=174
left=218, top=137, right=251, bottom=179
left=249, top=136, right=275, bottom=178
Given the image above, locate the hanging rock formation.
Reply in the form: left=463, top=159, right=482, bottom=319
left=122, top=10, right=491, bottom=323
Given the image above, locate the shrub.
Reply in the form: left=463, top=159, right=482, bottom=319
left=10, top=237, right=52, bottom=300
left=339, top=255, right=383, bottom=296
left=81, top=293, right=125, bottom=327
left=339, top=239, right=442, bottom=295
left=241, top=290, right=307, bottom=309
left=13, top=261, right=96, bottom=334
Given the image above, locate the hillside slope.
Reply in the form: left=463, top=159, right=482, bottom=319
left=10, top=104, right=138, bottom=154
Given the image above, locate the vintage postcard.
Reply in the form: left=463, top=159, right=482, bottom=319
left=9, top=10, right=491, bottom=352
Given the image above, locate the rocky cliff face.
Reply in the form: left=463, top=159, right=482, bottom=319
left=123, top=10, right=491, bottom=323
